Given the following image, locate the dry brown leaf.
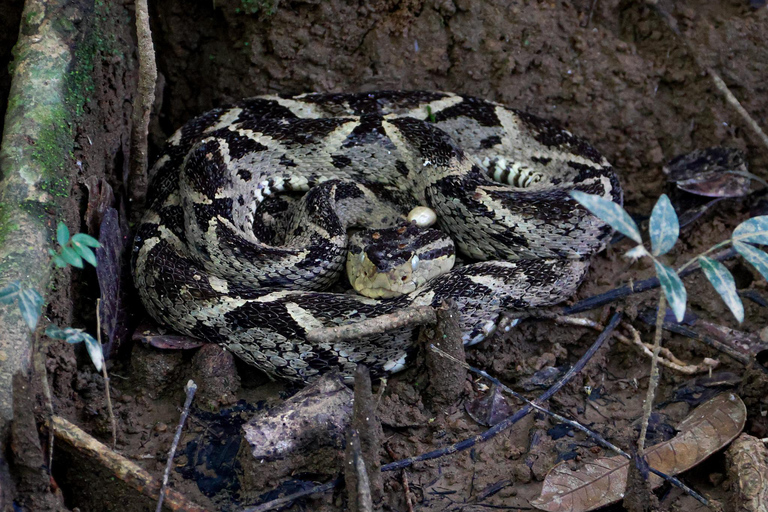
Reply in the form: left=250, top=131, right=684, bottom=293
left=532, top=393, right=746, bottom=512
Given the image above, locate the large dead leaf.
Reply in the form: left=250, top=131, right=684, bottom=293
left=532, top=393, right=746, bottom=512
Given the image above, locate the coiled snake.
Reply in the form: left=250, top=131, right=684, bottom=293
left=132, top=91, right=622, bottom=382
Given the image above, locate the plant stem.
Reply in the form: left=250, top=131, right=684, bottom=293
left=638, top=291, right=666, bottom=453
left=676, top=240, right=731, bottom=274
left=96, top=298, right=117, bottom=449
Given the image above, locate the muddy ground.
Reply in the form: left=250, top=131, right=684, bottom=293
left=3, top=0, right=768, bottom=510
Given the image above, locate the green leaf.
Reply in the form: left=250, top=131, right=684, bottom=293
left=60, top=246, right=83, bottom=268
left=653, top=261, right=687, bottom=322
left=649, top=194, right=679, bottom=256
left=53, top=255, right=67, bottom=268
left=65, top=331, right=84, bottom=344
left=698, top=256, right=744, bottom=322
left=80, top=332, right=104, bottom=372
left=45, top=325, right=74, bottom=339
left=732, top=216, right=768, bottom=245
left=18, top=288, right=44, bottom=331
left=56, top=222, right=70, bottom=247
left=72, top=242, right=97, bottom=267
left=0, top=281, right=21, bottom=305
left=71, top=233, right=101, bottom=248
left=734, top=241, right=768, bottom=282
left=570, top=191, right=642, bottom=244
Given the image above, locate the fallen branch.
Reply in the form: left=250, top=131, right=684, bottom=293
left=48, top=415, right=207, bottom=512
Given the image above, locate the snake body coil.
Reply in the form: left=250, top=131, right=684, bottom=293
left=132, top=91, right=622, bottom=381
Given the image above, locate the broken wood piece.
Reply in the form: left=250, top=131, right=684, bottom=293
left=47, top=415, right=207, bottom=512
left=345, top=428, right=373, bottom=512
left=421, top=300, right=466, bottom=407
left=349, top=366, right=382, bottom=505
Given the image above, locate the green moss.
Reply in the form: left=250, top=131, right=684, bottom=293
left=29, top=104, right=73, bottom=196
left=0, top=203, right=19, bottom=248
left=63, top=0, right=119, bottom=119
left=29, top=0, right=121, bottom=195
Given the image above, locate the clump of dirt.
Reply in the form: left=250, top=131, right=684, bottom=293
left=5, top=0, right=768, bottom=510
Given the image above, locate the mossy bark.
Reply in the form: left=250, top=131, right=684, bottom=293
left=0, top=0, right=83, bottom=434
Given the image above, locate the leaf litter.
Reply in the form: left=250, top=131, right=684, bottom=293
left=532, top=393, right=746, bottom=512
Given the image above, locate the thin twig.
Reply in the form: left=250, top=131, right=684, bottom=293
left=240, top=313, right=622, bottom=512
left=563, top=248, right=736, bottom=314
left=306, top=306, right=436, bottom=344
left=97, top=298, right=117, bottom=449
left=429, top=344, right=708, bottom=505
left=156, top=380, right=197, bottom=512
left=239, top=479, right=340, bottom=512
left=402, top=470, right=415, bottom=512
left=622, top=323, right=707, bottom=374
left=638, top=293, right=666, bottom=454
left=33, top=329, right=56, bottom=474
left=382, top=312, right=622, bottom=472
left=652, top=5, right=768, bottom=154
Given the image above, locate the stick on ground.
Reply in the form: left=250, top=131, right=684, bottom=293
left=156, top=380, right=197, bottom=512
left=306, top=306, right=436, bottom=344
left=48, top=415, right=207, bottom=512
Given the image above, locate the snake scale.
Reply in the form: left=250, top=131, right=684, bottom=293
left=132, top=91, right=622, bottom=382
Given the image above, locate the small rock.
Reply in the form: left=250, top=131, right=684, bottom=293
left=189, top=344, right=240, bottom=410
left=130, top=344, right=185, bottom=399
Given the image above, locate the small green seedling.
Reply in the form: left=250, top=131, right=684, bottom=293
left=45, top=325, right=103, bottom=372
left=0, top=280, right=45, bottom=332
left=571, top=191, right=768, bottom=322
left=0, top=221, right=103, bottom=370
left=50, top=221, right=101, bottom=268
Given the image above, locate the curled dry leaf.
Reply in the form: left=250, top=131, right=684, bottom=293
left=532, top=393, right=746, bottom=512
left=664, top=147, right=750, bottom=198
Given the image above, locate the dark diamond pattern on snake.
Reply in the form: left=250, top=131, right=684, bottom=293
left=132, top=91, right=622, bottom=382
